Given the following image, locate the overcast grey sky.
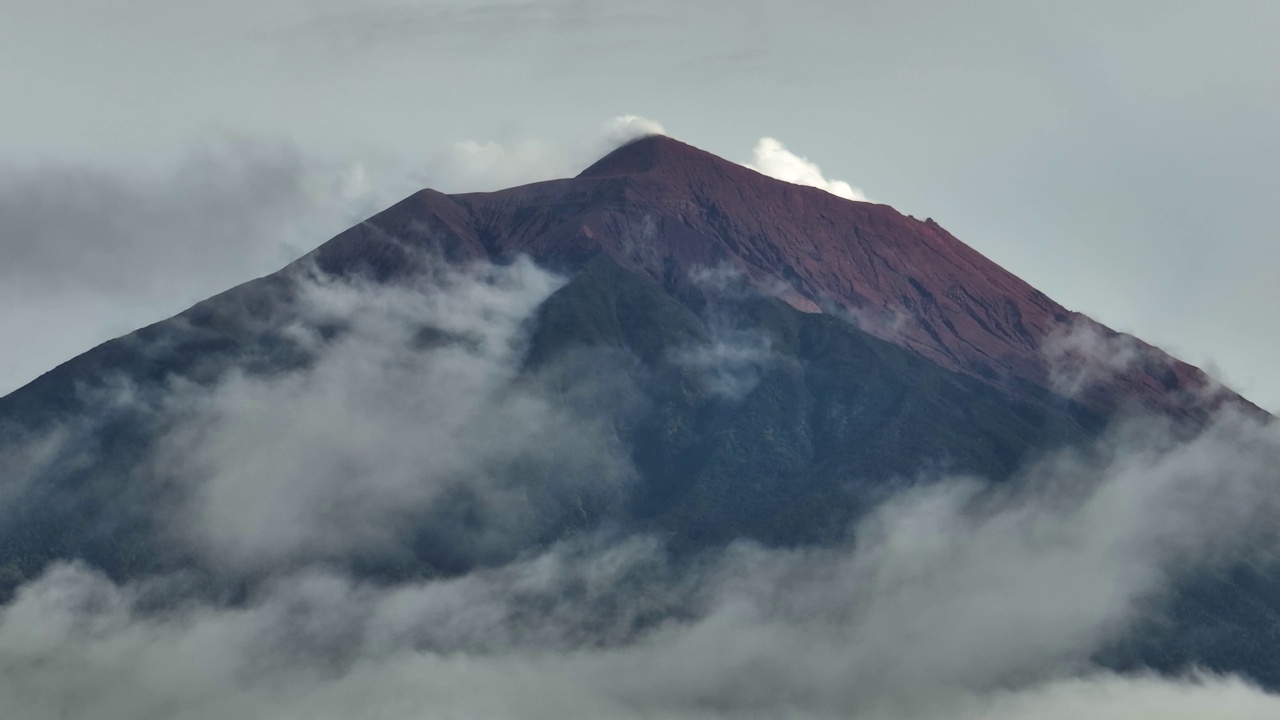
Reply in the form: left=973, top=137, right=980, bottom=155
left=2, top=0, right=1277, bottom=410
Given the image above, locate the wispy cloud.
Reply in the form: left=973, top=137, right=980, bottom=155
left=1043, top=318, right=1145, bottom=398
left=0, top=138, right=399, bottom=396
left=2, top=404, right=1279, bottom=718
left=142, top=257, right=640, bottom=574
left=2, top=115, right=1277, bottom=720
left=669, top=265, right=777, bottom=401
left=669, top=327, right=773, bottom=401
left=601, top=114, right=668, bottom=147
left=0, top=115, right=666, bottom=396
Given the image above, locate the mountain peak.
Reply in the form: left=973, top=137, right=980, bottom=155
left=577, top=134, right=739, bottom=179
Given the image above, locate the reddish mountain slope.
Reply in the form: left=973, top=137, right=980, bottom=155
left=312, top=135, right=1234, bottom=419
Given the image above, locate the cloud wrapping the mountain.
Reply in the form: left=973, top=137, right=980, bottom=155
left=669, top=328, right=774, bottom=401
left=0, top=425, right=73, bottom=515
left=418, top=138, right=573, bottom=193
left=1043, top=318, right=1146, bottom=397
left=2, top=314, right=1280, bottom=720
left=747, top=137, right=868, bottom=201
left=142, top=257, right=641, bottom=573
left=0, top=140, right=390, bottom=297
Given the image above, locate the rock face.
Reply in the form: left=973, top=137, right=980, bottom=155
left=312, top=134, right=1233, bottom=420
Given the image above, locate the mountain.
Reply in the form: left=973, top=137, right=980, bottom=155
left=0, top=134, right=1276, bottom=692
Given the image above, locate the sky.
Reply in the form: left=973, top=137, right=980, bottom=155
left=2, top=0, right=1278, bottom=413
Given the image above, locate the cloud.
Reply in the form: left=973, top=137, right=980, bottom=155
left=670, top=265, right=779, bottom=400
left=0, top=425, right=73, bottom=513
left=0, top=138, right=405, bottom=396
left=413, top=114, right=669, bottom=194
left=669, top=327, right=773, bottom=401
left=0, top=115, right=662, bottom=397
left=811, top=290, right=915, bottom=340
left=2, top=370, right=1279, bottom=719
left=8, top=557, right=1280, bottom=720
left=4, top=116, right=1280, bottom=719
left=602, top=114, right=668, bottom=147
left=949, top=673, right=1280, bottom=720
left=1043, top=317, right=1147, bottom=397
left=747, top=137, right=868, bottom=201
left=416, top=138, right=574, bottom=193
left=0, top=139, right=379, bottom=298
left=139, top=257, right=641, bottom=575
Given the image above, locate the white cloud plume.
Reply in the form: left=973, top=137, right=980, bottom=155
left=747, top=136, right=868, bottom=201
left=602, top=114, right=668, bottom=147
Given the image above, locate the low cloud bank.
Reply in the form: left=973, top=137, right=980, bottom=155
left=1, top=271, right=1278, bottom=719
left=416, top=114, right=669, bottom=193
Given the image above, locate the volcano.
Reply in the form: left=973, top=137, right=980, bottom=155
left=0, top=134, right=1276, bottom=691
